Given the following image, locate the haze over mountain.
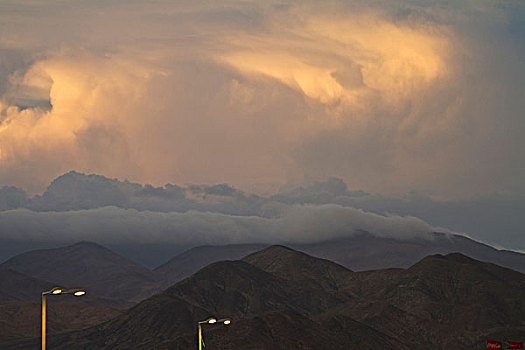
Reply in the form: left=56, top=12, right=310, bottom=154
left=4, top=231, right=525, bottom=308
left=1, top=172, right=524, bottom=268
left=151, top=231, right=525, bottom=289
left=4, top=246, right=524, bottom=349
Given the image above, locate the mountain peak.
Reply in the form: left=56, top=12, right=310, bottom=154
left=250, top=244, right=296, bottom=255
left=243, top=245, right=353, bottom=294
left=70, top=241, right=107, bottom=249
left=443, top=252, right=479, bottom=264
left=0, top=241, right=159, bottom=304
left=154, top=244, right=267, bottom=287
left=244, top=244, right=349, bottom=269
left=414, top=252, right=483, bottom=268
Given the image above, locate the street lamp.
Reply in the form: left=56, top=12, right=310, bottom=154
left=41, top=287, right=86, bottom=350
left=198, top=317, right=231, bottom=350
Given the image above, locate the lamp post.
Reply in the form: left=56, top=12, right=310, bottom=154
left=198, top=317, right=231, bottom=350
left=41, top=287, right=86, bottom=350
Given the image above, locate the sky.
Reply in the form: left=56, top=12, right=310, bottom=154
left=0, top=0, right=523, bottom=261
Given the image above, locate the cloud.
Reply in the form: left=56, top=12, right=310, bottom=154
left=0, top=0, right=522, bottom=199
left=2, top=172, right=524, bottom=251
left=0, top=203, right=437, bottom=246
left=219, top=12, right=450, bottom=108
left=0, top=48, right=165, bottom=192
left=8, top=171, right=266, bottom=215
left=0, top=186, right=28, bottom=210
left=0, top=172, right=443, bottom=250
left=274, top=178, right=525, bottom=250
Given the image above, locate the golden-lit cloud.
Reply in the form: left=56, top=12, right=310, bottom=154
left=0, top=50, right=162, bottom=190
left=219, top=14, right=450, bottom=114
left=0, top=0, right=522, bottom=197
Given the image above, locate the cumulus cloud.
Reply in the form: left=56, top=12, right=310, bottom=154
left=0, top=0, right=523, bottom=199
left=20, top=171, right=266, bottom=215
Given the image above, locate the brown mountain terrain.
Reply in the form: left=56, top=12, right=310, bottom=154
left=0, top=241, right=162, bottom=307
left=243, top=245, right=354, bottom=301
left=155, top=244, right=267, bottom=288
left=332, top=252, right=525, bottom=349
left=3, top=229, right=525, bottom=310
left=3, top=245, right=524, bottom=349
left=150, top=232, right=525, bottom=289
left=295, top=232, right=525, bottom=273
left=0, top=301, right=121, bottom=343
left=0, top=264, right=122, bottom=343
left=0, top=268, right=56, bottom=302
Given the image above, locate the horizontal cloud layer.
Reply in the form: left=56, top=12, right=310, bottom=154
left=3, top=172, right=525, bottom=251
left=0, top=204, right=438, bottom=246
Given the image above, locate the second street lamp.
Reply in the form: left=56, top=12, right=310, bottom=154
left=198, top=317, right=231, bottom=350
left=41, top=287, right=86, bottom=350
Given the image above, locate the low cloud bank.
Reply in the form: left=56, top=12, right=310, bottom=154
left=0, top=204, right=438, bottom=246
left=2, top=172, right=524, bottom=250
left=275, top=178, right=525, bottom=250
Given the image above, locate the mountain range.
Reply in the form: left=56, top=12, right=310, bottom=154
left=1, top=244, right=524, bottom=349
left=3, top=230, right=525, bottom=309
left=155, top=231, right=525, bottom=286
left=0, top=241, right=162, bottom=307
left=1, top=171, right=524, bottom=269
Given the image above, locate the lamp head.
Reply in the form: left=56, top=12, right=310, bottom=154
left=51, top=288, right=63, bottom=295
left=73, top=290, right=86, bottom=297
left=223, top=319, right=231, bottom=325
left=208, top=318, right=217, bottom=324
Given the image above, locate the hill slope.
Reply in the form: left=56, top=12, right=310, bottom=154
left=152, top=232, right=525, bottom=286
left=9, top=247, right=395, bottom=349
left=3, top=246, right=525, bottom=349
left=0, top=301, right=121, bottom=343
left=335, top=252, right=525, bottom=349
left=0, top=242, right=161, bottom=306
left=154, top=244, right=267, bottom=287
left=0, top=269, right=56, bottom=302
left=294, top=231, right=525, bottom=273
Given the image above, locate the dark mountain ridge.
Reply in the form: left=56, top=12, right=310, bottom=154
left=295, top=231, right=525, bottom=273
left=0, top=268, right=56, bottom=303
left=0, top=241, right=162, bottom=306
left=243, top=245, right=354, bottom=297
left=151, top=232, right=525, bottom=289
left=4, top=246, right=525, bottom=349
left=4, top=231, right=525, bottom=310
left=155, top=243, right=268, bottom=288
left=0, top=301, right=121, bottom=343
left=333, top=252, right=525, bottom=349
